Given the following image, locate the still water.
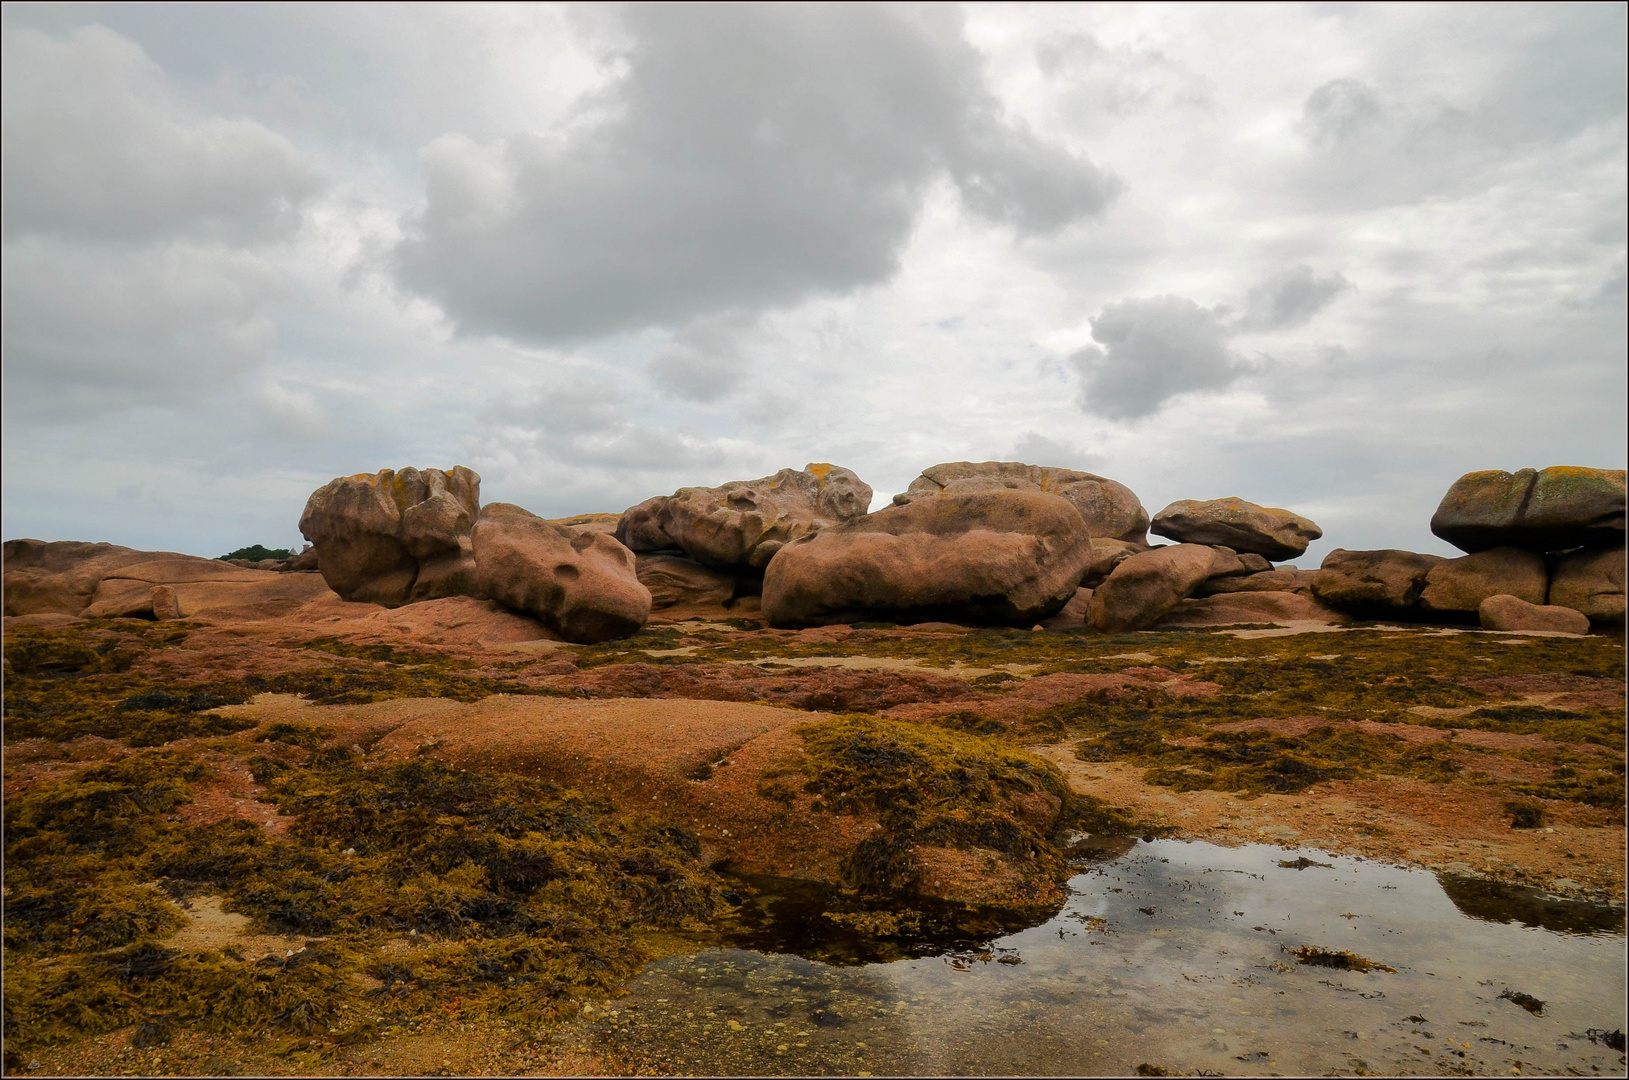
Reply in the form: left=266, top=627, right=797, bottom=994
left=585, top=840, right=1627, bottom=1076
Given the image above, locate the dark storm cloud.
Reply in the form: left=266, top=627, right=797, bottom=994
left=1070, top=295, right=1245, bottom=420
left=393, top=4, right=1119, bottom=343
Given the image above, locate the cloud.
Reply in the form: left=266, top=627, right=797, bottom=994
left=255, top=379, right=328, bottom=439
left=1300, top=77, right=1385, bottom=148
left=1008, top=431, right=1100, bottom=470
left=394, top=4, right=1118, bottom=343
left=648, top=314, right=756, bottom=402
left=1, top=25, right=323, bottom=244
left=1070, top=295, right=1244, bottom=419
left=1, top=238, right=282, bottom=414
left=1239, top=265, right=1352, bottom=330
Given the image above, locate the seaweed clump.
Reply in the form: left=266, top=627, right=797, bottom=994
left=1286, top=946, right=1395, bottom=972
left=778, top=714, right=1133, bottom=906
left=2, top=742, right=726, bottom=1056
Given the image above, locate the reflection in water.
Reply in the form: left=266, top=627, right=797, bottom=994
left=1437, top=871, right=1627, bottom=936
left=590, top=840, right=1627, bottom=1076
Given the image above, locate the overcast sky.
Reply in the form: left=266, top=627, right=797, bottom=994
left=3, top=3, right=1624, bottom=564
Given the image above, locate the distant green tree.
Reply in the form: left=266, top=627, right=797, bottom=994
left=218, top=545, right=293, bottom=562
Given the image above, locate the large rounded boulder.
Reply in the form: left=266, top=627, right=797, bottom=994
left=1417, top=547, right=1547, bottom=617
left=1431, top=466, right=1626, bottom=553
left=1150, top=497, right=1321, bottom=561
left=897, top=461, right=1148, bottom=544
left=761, top=490, right=1094, bottom=628
left=615, top=463, right=872, bottom=569
left=1085, top=544, right=1220, bottom=633
left=299, top=466, right=481, bottom=607
left=1548, top=544, right=1626, bottom=624
left=471, top=503, right=651, bottom=643
left=1311, top=549, right=1445, bottom=617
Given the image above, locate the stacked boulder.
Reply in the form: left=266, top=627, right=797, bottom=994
left=894, top=461, right=1149, bottom=544
left=615, top=463, right=872, bottom=613
left=1311, top=467, right=1624, bottom=630
left=300, top=467, right=482, bottom=606
left=762, top=488, right=1096, bottom=627
left=1084, top=496, right=1341, bottom=632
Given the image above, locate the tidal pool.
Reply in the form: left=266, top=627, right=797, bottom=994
left=581, top=839, right=1627, bottom=1076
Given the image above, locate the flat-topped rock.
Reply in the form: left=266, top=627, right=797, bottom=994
left=899, top=461, right=1149, bottom=544
left=1431, top=466, right=1626, bottom=554
left=1150, top=497, right=1322, bottom=561
left=299, top=466, right=481, bottom=607
left=762, top=489, right=1093, bottom=627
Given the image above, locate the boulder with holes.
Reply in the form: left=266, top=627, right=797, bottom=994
left=472, top=502, right=650, bottom=643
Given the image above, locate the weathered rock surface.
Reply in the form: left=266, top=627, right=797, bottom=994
left=1196, top=568, right=1321, bottom=596
left=2, top=539, right=155, bottom=616
left=1548, top=544, right=1626, bottom=623
left=547, top=513, right=623, bottom=539
left=298, top=466, right=481, bottom=607
left=1155, top=590, right=1353, bottom=629
left=616, top=464, right=872, bottom=569
left=1431, top=466, right=1627, bottom=553
left=2, top=540, right=335, bottom=621
left=1040, top=587, right=1094, bottom=629
left=899, top=461, right=1149, bottom=544
left=1086, top=543, right=1219, bottom=633
left=1150, top=498, right=1322, bottom=560
left=1311, top=549, right=1445, bottom=616
left=614, top=496, right=680, bottom=552
left=1478, top=595, right=1591, bottom=635
left=762, top=490, right=1093, bottom=628
left=471, top=503, right=651, bottom=643
left=1204, top=547, right=1274, bottom=580
left=1080, top=538, right=1142, bottom=588
left=1418, top=547, right=1548, bottom=617
left=636, top=554, right=737, bottom=610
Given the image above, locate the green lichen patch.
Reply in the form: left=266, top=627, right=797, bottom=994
left=768, top=714, right=1135, bottom=904
left=1, top=624, right=565, bottom=746
left=1, top=741, right=726, bottom=1055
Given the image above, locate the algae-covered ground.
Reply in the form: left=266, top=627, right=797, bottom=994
left=2, top=616, right=1623, bottom=1075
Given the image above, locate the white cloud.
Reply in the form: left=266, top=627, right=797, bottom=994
left=393, top=5, right=1117, bottom=343
left=1, top=24, right=323, bottom=244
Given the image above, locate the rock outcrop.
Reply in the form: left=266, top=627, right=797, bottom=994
left=471, top=503, right=651, bottom=644
left=1085, top=543, right=1219, bottom=633
left=1431, top=466, right=1626, bottom=554
left=1548, top=544, right=1626, bottom=624
left=1418, top=547, right=1548, bottom=617
left=2, top=539, right=334, bottom=621
left=897, top=461, right=1149, bottom=545
left=1150, top=497, right=1322, bottom=561
left=636, top=554, right=737, bottom=611
left=298, top=466, right=481, bottom=607
left=615, top=464, right=872, bottom=569
left=1478, top=595, right=1590, bottom=635
left=1080, top=538, right=1141, bottom=587
left=761, top=490, right=1093, bottom=628
left=3, top=539, right=155, bottom=616
left=1155, top=590, right=1352, bottom=629
left=1196, top=568, right=1320, bottom=596
left=1311, top=549, right=1445, bottom=617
